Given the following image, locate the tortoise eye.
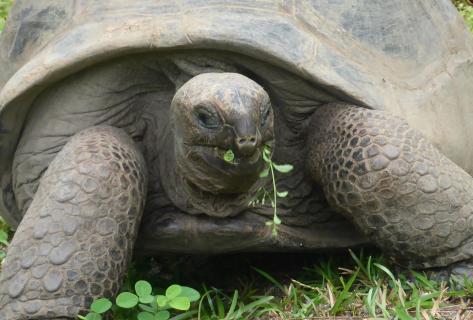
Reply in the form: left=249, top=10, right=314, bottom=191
left=195, top=106, right=221, bottom=130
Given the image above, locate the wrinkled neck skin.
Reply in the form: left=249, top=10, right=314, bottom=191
left=159, top=126, right=267, bottom=218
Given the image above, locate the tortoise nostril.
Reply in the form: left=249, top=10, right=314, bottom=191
left=235, top=136, right=257, bottom=156
left=237, top=136, right=256, bottom=146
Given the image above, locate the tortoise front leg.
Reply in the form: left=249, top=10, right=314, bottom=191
left=0, top=126, right=147, bottom=319
left=306, top=103, right=473, bottom=273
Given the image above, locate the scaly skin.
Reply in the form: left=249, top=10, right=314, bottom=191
left=307, top=104, right=473, bottom=270
left=0, top=126, right=147, bottom=319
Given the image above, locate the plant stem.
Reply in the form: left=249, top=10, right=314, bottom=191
left=269, top=161, right=280, bottom=236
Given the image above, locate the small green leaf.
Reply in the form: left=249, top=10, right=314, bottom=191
left=271, top=226, right=278, bottom=237
left=276, top=191, right=288, bottom=198
left=169, top=296, right=191, bottom=311
left=135, top=280, right=153, bottom=297
left=157, top=295, right=168, bottom=307
left=262, top=151, right=271, bottom=162
left=273, top=163, right=293, bottom=173
left=179, top=287, right=201, bottom=302
left=223, top=149, right=235, bottom=162
left=116, top=292, right=139, bottom=309
left=265, top=221, right=273, bottom=226
left=139, top=304, right=157, bottom=313
left=263, top=145, right=272, bottom=155
left=259, top=168, right=269, bottom=178
left=155, top=310, right=171, bottom=320
left=166, top=284, right=182, bottom=300
left=137, top=311, right=154, bottom=320
left=273, top=215, right=281, bottom=225
left=78, top=316, right=87, bottom=320
left=85, top=312, right=102, bottom=320
left=139, top=294, right=154, bottom=304
left=91, top=298, right=112, bottom=314
left=0, top=230, right=8, bottom=245
left=149, top=296, right=159, bottom=311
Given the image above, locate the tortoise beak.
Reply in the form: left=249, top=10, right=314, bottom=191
left=232, top=117, right=261, bottom=159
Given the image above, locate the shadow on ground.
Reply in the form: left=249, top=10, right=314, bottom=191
left=131, top=248, right=380, bottom=293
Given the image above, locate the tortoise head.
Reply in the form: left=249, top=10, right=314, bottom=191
left=171, top=73, right=274, bottom=194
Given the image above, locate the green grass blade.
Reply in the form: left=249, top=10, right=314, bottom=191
left=374, top=263, right=397, bottom=284
left=330, top=268, right=359, bottom=315
left=216, top=294, right=225, bottom=318
left=224, top=290, right=238, bottom=320
left=252, top=267, right=286, bottom=293
left=234, top=296, right=273, bottom=318
left=169, top=310, right=197, bottom=320
left=198, top=288, right=215, bottom=320
left=395, top=305, right=413, bottom=320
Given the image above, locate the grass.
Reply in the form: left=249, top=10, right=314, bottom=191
left=1, top=1, right=473, bottom=319
left=455, top=0, right=473, bottom=31
left=118, top=251, right=473, bottom=319
left=0, top=217, right=9, bottom=263
left=0, top=0, right=12, bottom=31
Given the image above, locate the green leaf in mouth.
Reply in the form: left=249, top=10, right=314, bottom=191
left=223, top=149, right=235, bottom=162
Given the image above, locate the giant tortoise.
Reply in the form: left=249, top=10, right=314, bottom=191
left=0, top=0, right=473, bottom=318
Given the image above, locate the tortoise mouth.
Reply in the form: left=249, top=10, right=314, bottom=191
left=166, top=137, right=272, bottom=217
left=199, top=145, right=263, bottom=175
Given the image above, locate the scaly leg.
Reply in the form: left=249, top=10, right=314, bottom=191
left=307, top=103, right=473, bottom=274
left=0, top=126, right=147, bottom=319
